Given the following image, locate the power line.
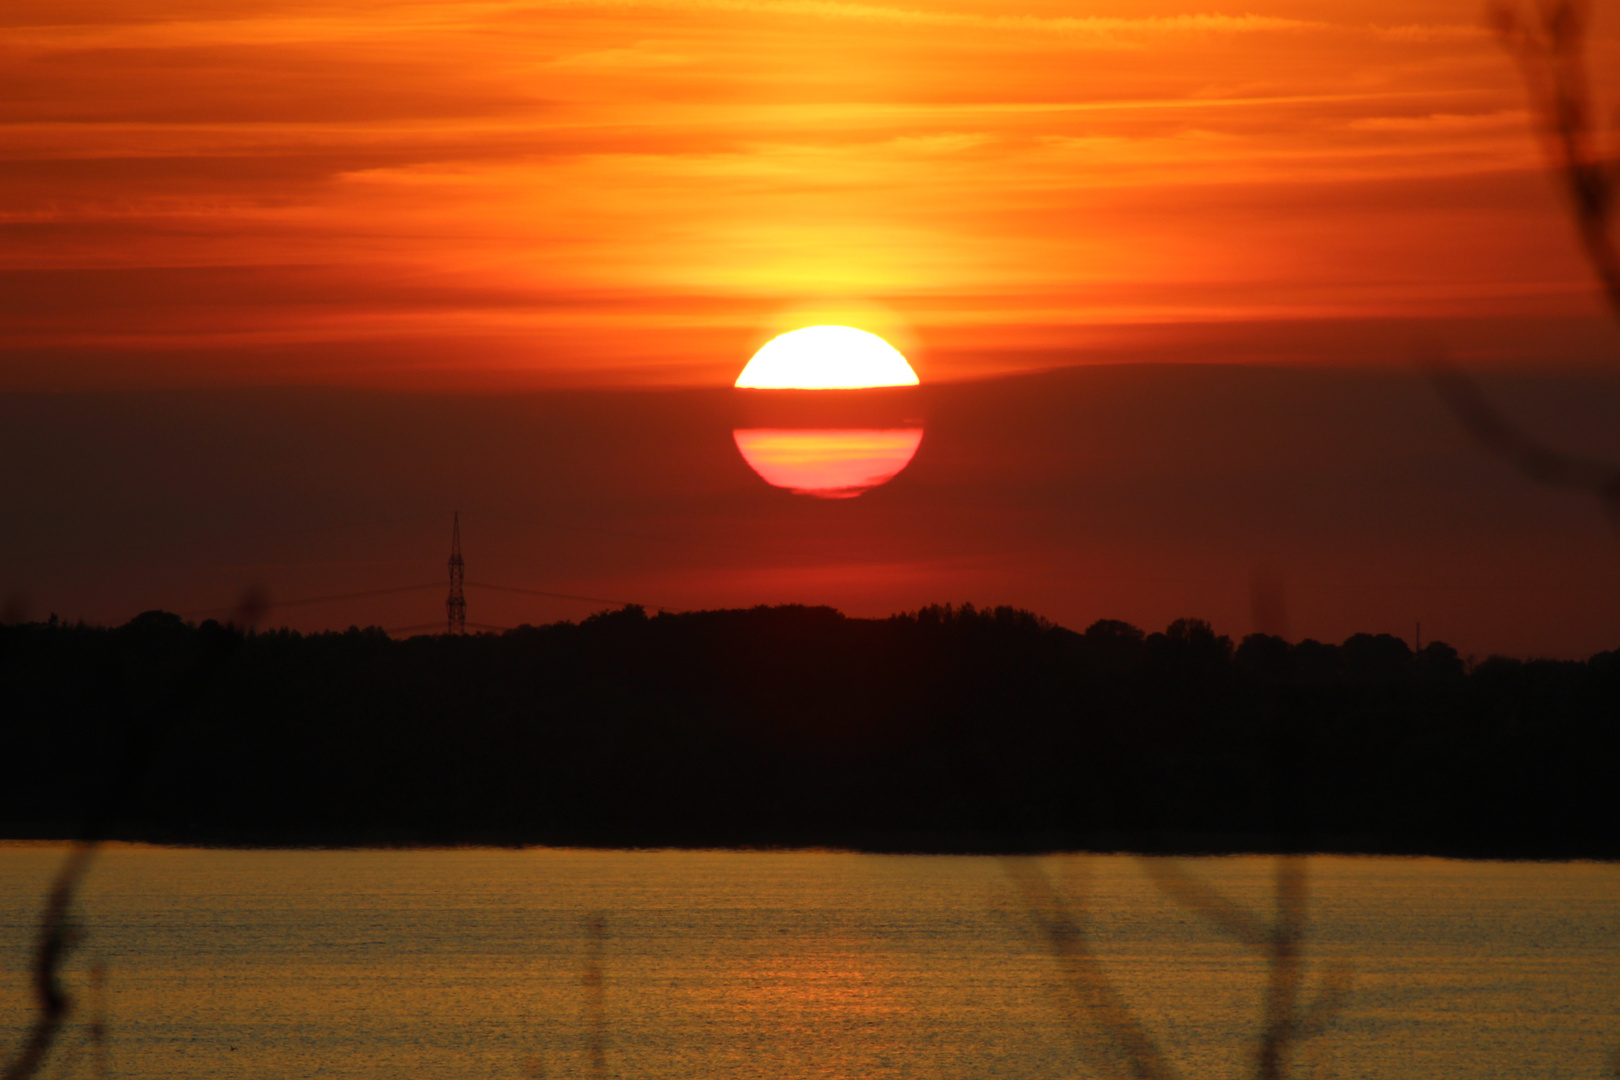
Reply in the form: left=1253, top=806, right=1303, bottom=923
left=473, top=510, right=836, bottom=562
left=182, top=582, right=441, bottom=619
left=385, top=620, right=516, bottom=636
left=186, top=515, right=648, bottom=629
left=185, top=579, right=639, bottom=624
left=447, top=512, right=466, bottom=636
left=465, top=581, right=641, bottom=609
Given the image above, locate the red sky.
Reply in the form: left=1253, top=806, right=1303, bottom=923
left=4, top=0, right=1620, bottom=655
left=5, top=368, right=1620, bottom=658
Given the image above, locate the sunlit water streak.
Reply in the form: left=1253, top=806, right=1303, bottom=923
left=1, top=847, right=1617, bottom=1080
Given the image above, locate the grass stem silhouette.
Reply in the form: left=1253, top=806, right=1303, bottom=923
left=1425, top=349, right=1620, bottom=525
left=87, top=964, right=105, bottom=1080
left=1, top=592, right=260, bottom=1080
left=1492, top=0, right=1620, bottom=324
left=1429, top=0, right=1620, bottom=526
left=1008, top=855, right=1350, bottom=1080
left=583, top=914, right=607, bottom=1080
left=1002, top=858, right=1182, bottom=1080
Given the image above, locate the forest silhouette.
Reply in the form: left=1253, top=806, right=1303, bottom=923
left=2, top=603, right=1616, bottom=858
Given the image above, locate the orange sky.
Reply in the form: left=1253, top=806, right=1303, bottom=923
left=6, top=0, right=1620, bottom=657
left=5, top=0, right=1619, bottom=389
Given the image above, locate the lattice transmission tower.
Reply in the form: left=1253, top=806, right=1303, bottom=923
left=447, top=511, right=466, bottom=635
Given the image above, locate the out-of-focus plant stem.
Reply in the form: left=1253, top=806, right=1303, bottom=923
left=1427, top=0, right=1620, bottom=529
left=1, top=593, right=261, bottom=1080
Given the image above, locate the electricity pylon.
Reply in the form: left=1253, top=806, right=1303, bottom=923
left=447, top=511, right=466, bottom=635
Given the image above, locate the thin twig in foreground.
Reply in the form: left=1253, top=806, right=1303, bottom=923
left=583, top=914, right=607, bottom=1080
left=1492, top=0, right=1620, bottom=327
left=2, top=595, right=259, bottom=1080
left=1002, top=858, right=1183, bottom=1080
left=1425, top=351, right=1620, bottom=525
left=1137, top=856, right=1351, bottom=1080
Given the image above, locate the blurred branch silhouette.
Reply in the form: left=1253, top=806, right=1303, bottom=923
left=1007, top=855, right=1349, bottom=1080
left=1438, top=6, right=1620, bottom=1068
left=583, top=915, right=607, bottom=1080
left=1428, top=0, right=1620, bottom=520
left=1142, top=857, right=1350, bottom=1079
left=88, top=962, right=107, bottom=1080
left=1492, top=0, right=1620, bottom=320
left=1002, top=858, right=1182, bottom=1080
left=1, top=591, right=262, bottom=1080
left=1426, top=348, right=1620, bottom=523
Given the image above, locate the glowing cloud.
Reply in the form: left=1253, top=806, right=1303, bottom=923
left=732, top=427, right=923, bottom=498
left=735, top=326, right=919, bottom=389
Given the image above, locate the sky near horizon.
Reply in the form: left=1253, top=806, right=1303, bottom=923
left=5, top=0, right=1620, bottom=390
left=7, top=367, right=1620, bottom=657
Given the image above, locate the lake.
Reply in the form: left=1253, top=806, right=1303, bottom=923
left=2, top=846, right=1617, bottom=1079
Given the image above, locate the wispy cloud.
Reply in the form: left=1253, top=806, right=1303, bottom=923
left=542, top=0, right=1320, bottom=41
left=1348, top=109, right=1528, bottom=132
left=0, top=0, right=1581, bottom=389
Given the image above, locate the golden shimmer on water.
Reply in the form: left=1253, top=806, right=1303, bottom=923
left=1, top=846, right=1618, bottom=1079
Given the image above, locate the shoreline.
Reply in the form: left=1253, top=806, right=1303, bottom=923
left=2, top=828, right=1613, bottom=863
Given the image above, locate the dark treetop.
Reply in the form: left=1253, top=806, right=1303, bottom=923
left=3, top=604, right=1617, bottom=857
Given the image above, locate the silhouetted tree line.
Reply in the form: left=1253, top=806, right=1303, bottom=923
left=2, top=604, right=1617, bottom=857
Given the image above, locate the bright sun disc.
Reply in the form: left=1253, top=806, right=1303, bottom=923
left=735, top=325, right=918, bottom=389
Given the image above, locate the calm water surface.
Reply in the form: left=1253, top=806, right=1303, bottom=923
left=1, top=846, right=1616, bottom=1079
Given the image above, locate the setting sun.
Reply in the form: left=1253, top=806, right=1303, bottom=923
left=735, top=326, right=919, bottom=390
left=732, top=428, right=925, bottom=499
left=7, top=1, right=1620, bottom=1072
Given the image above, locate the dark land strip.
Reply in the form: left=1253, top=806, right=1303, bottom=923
left=3, top=604, right=1617, bottom=859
